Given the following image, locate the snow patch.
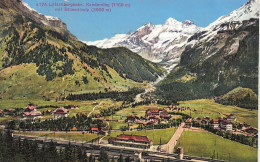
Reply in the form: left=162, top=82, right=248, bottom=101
left=22, top=1, right=37, bottom=12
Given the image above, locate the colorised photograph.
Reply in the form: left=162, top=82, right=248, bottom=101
left=0, top=0, right=258, bottom=161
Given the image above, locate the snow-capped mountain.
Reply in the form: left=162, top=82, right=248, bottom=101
left=188, top=0, right=259, bottom=45
left=86, top=18, right=202, bottom=66
left=157, top=0, right=259, bottom=100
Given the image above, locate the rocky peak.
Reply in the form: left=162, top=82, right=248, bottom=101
left=163, top=17, right=180, bottom=26
left=0, top=0, right=76, bottom=40
left=182, top=20, right=195, bottom=26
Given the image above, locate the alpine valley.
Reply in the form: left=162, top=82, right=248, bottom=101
left=87, top=0, right=259, bottom=102
left=0, top=0, right=259, bottom=162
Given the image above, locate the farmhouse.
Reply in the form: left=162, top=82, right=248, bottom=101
left=91, top=127, right=99, bottom=134
left=22, top=109, right=42, bottom=119
left=185, top=118, right=192, bottom=128
left=224, top=113, right=235, bottom=119
left=210, top=119, right=220, bottom=129
left=53, top=107, right=69, bottom=119
left=145, top=109, right=170, bottom=121
left=108, top=134, right=152, bottom=149
left=219, top=120, right=233, bottom=131
left=125, top=115, right=140, bottom=123
left=25, top=105, right=37, bottom=112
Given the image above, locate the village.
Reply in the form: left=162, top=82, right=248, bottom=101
left=0, top=103, right=257, bottom=149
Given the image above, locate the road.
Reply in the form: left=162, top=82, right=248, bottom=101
left=88, top=101, right=103, bottom=117
left=162, top=123, right=185, bottom=153
left=134, top=75, right=166, bottom=103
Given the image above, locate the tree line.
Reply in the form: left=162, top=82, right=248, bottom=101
left=0, top=131, right=137, bottom=162
left=6, top=115, right=94, bottom=132
left=66, top=88, right=144, bottom=102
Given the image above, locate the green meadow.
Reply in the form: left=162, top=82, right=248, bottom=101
left=176, top=131, right=257, bottom=162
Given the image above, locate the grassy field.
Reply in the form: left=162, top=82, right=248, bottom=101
left=175, top=131, right=257, bottom=162
left=112, top=104, right=162, bottom=120
left=179, top=99, right=258, bottom=128
left=0, top=63, right=145, bottom=100
left=108, top=120, right=128, bottom=130
left=14, top=132, right=102, bottom=142
left=107, top=128, right=177, bottom=145
left=0, top=99, right=123, bottom=122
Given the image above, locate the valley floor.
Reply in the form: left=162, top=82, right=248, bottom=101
left=0, top=98, right=258, bottom=161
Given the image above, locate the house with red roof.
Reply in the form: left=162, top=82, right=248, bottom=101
left=210, top=119, right=220, bottom=129
left=53, top=107, right=69, bottom=119
left=25, top=105, right=37, bottom=112
left=108, top=134, right=152, bottom=149
left=22, top=109, right=42, bottom=119
left=91, top=127, right=99, bottom=133
left=0, top=110, right=3, bottom=116
left=145, top=108, right=170, bottom=122
left=224, top=113, right=235, bottom=119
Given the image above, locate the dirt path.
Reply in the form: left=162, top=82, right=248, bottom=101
left=87, top=101, right=103, bottom=117
left=162, top=122, right=185, bottom=153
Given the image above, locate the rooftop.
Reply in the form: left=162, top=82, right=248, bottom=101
left=54, top=107, right=69, bottom=114
left=116, top=134, right=151, bottom=143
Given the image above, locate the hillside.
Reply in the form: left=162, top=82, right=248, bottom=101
left=0, top=0, right=165, bottom=100
left=156, top=0, right=259, bottom=101
left=214, top=87, right=258, bottom=109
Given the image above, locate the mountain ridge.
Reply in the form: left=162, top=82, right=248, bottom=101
left=156, top=0, right=259, bottom=101
left=0, top=0, right=165, bottom=99
left=86, top=17, right=202, bottom=69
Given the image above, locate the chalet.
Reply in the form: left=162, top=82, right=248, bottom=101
left=108, top=134, right=152, bottom=149
left=219, top=120, right=233, bottom=131
left=185, top=118, right=192, bottom=128
left=67, top=105, right=79, bottom=109
left=210, top=119, right=219, bottom=129
left=53, top=107, right=69, bottom=119
left=91, top=127, right=99, bottom=133
left=125, top=115, right=140, bottom=123
left=25, top=105, right=37, bottom=112
left=145, top=109, right=170, bottom=121
left=22, top=109, right=42, bottom=119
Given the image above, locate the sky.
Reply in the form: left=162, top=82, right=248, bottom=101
left=23, top=0, right=248, bottom=41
